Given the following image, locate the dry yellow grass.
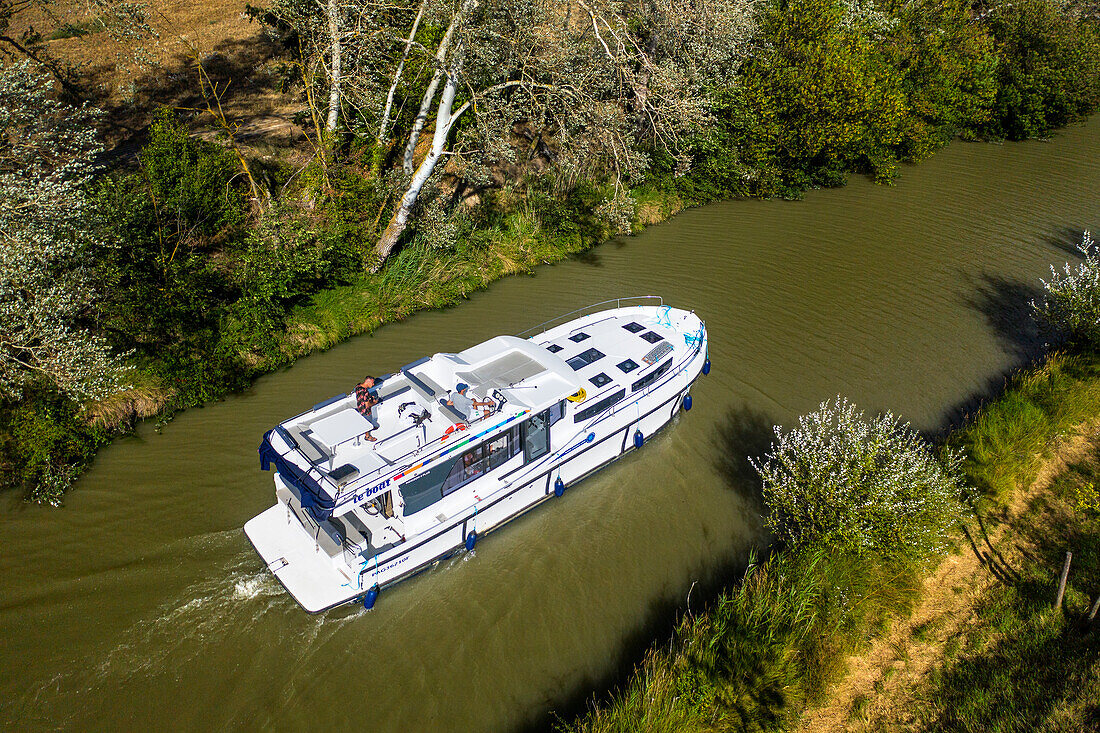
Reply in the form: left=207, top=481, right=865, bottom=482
left=797, top=422, right=1100, bottom=733
left=85, top=381, right=176, bottom=428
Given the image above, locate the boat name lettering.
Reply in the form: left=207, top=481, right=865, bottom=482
left=358, top=478, right=391, bottom=502
left=379, top=555, right=410, bottom=573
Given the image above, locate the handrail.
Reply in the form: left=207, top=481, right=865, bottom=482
left=516, top=295, right=664, bottom=339
left=330, top=404, right=515, bottom=508
left=281, top=295, right=667, bottom=507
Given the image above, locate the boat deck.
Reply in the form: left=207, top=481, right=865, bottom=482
left=268, top=302, right=701, bottom=509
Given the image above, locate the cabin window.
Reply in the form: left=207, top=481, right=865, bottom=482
left=546, top=344, right=562, bottom=353
left=622, top=322, right=645, bottom=333
left=589, top=373, right=612, bottom=388
left=617, top=358, right=639, bottom=373
left=631, top=358, right=673, bottom=392
left=569, top=332, right=590, bottom=342
left=567, top=348, right=605, bottom=370
left=400, top=461, right=454, bottom=515
left=523, top=408, right=552, bottom=462
left=574, top=388, right=626, bottom=422
left=548, top=400, right=565, bottom=427
left=639, top=331, right=664, bottom=344
left=441, top=426, right=521, bottom=496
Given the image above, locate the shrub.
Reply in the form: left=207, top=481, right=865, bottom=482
left=739, top=0, right=910, bottom=186
left=980, top=0, right=1100, bottom=140
left=751, top=396, right=965, bottom=563
left=1032, top=230, right=1100, bottom=348
left=0, top=389, right=106, bottom=505
left=138, top=109, right=246, bottom=239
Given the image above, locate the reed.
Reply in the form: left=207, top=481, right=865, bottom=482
left=565, top=548, right=919, bottom=732
left=950, top=351, right=1100, bottom=504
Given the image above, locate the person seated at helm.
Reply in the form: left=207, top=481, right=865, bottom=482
left=355, top=377, right=382, bottom=441
left=443, top=383, right=494, bottom=420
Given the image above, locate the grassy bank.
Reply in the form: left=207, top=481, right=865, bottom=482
left=560, top=352, right=1100, bottom=732
left=900, top=456, right=1100, bottom=731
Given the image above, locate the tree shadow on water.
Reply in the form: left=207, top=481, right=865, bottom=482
left=934, top=273, right=1047, bottom=434
left=711, top=402, right=779, bottom=523
left=1043, top=226, right=1089, bottom=261
left=962, top=272, right=1045, bottom=365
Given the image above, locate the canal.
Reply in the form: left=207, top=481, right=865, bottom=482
left=2, top=118, right=1099, bottom=731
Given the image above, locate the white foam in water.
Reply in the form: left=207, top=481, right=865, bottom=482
left=233, top=572, right=279, bottom=600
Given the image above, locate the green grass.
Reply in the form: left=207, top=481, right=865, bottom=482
left=564, top=548, right=919, bottom=733
left=907, top=453, right=1100, bottom=732
left=46, top=19, right=101, bottom=40
left=279, top=207, right=597, bottom=357
left=950, top=351, right=1100, bottom=504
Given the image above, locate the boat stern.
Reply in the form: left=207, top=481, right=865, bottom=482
left=244, top=503, right=363, bottom=613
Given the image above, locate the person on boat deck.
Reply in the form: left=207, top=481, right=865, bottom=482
left=444, top=383, right=494, bottom=420
left=355, top=377, right=382, bottom=441
left=359, top=375, right=383, bottom=399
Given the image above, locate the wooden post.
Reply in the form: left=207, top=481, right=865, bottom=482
left=1089, top=593, right=1100, bottom=624
left=1055, top=550, right=1072, bottom=609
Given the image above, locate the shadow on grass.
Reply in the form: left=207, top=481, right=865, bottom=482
left=72, top=31, right=301, bottom=165
left=926, top=454, right=1100, bottom=731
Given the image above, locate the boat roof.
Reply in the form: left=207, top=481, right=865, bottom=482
left=443, top=335, right=580, bottom=409
left=265, top=301, right=701, bottom=512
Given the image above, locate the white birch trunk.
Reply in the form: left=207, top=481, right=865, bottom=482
left=403, top=68, right=444, bottom=173
left=376, top=71, right=466, bottom=268
left=378, top=0, right=428, bottom=145
left=402, top=0, right=474, bottom=173
left=325, top=0, right=342, bottom=134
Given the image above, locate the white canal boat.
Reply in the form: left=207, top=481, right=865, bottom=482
left=244, top=297, right=709, bottom=612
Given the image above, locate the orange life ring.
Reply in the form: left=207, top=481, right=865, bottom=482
left=442, top=422, right=468, bottom=440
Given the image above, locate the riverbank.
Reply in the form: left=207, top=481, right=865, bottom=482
left=560, top=351, right=1100, bottom=732
left=3, top=104, right=1099, bottom=732
left=3, top=0, right=1100, bottom=505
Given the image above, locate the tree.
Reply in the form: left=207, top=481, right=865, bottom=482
left=750, top=397, right=965, bottom=563
left=264, top=0, right=753, bottom=268
left=372, top=0, right=737, bottom=266
left=0, top=62, right=129, bottom=403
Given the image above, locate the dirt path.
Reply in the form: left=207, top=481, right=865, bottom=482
left=797, top=423, right=1100, bottom=732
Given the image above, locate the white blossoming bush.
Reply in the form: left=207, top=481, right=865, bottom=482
left=750, top=397, right=965, bottom=563
left=0, top=62, right=130, bottom=403
left=1032, top=230, right=1100, bottom=348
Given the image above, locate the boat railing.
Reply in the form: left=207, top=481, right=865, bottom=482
left=329, top=403, right=503, bottom=509
left=516, top=295, right=664, bottom=339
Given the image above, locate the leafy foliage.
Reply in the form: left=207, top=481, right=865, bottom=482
left=739, top=0, right=909, bottom=186
left=979, top=0, right=1100, bottom=140
left=0, top=62, right=129, bottom=403
left=1032, top=230, right=1100, bottom=348
left=751, top=396, right=965, bottom=563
